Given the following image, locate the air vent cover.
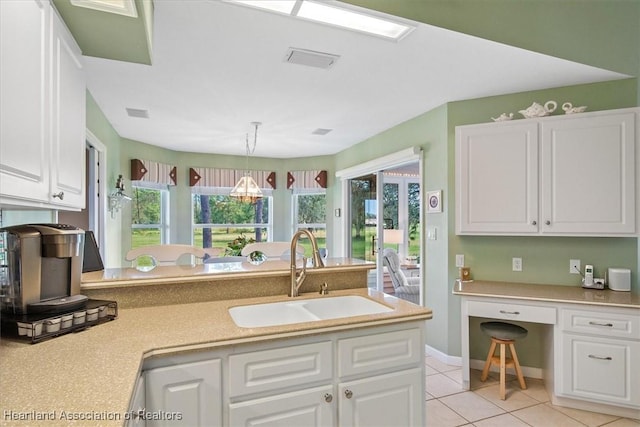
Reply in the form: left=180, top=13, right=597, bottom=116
left=285, top=48, right=340, bottom=69
left=126, top=108, right=149, bottom=118
left=312, top=128, right=333, bottom=135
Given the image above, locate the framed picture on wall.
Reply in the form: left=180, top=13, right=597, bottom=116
left=427, top=190, right=442, bottom=213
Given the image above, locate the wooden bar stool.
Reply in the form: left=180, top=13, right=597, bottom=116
left=480, top=321, right=528, bottom=400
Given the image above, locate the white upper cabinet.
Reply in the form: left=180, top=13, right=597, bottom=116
left=0, top=0, right=86, bottom=210
left=49, top=5, right=86, bottom=209
left=456, top=121, right=539, bottom=234
left=456, top=108, right=637, bottom=236
left=540, top=112, right=635, bottom=234
left=0, top=0, right=51, bottom=204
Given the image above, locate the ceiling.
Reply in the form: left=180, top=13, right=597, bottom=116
left=61, top=1, right=628, bottom=159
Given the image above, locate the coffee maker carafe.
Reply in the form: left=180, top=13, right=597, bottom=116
left=0, top=224, right=87, bottom=314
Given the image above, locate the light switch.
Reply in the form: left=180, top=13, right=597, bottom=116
left=427, top=227, right=437, bottom=240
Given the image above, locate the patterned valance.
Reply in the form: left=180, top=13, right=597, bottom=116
left=131, top=159, right=177, bottom=185
left=287, top=170, right=327, bottom=189
left=189, top=167, right=276, bottom=189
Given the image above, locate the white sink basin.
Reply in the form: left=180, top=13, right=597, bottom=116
left=228, top=295, right=393, bottom=328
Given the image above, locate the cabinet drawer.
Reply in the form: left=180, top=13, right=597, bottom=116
left=229, top=341, right=332, bottom=398
left=338, top=328, right=422, bottom=378
left=560, top=333, right=640, bottom=407
left=561, top=309, right=640, bottom=339
left=467, top=300, right=556, bottom=324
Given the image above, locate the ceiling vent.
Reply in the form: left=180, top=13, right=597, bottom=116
left=285, top=48, right=340, bottom=69
left=312, top=128, right=333, bottom=135
left=126, top=108, right=150, bottom=118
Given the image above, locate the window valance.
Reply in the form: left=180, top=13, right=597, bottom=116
left=287, top=170, right=327, bottom=189
left=131, top=159, right=177, bottom=186
left=189, top=167, right=276, bottom=189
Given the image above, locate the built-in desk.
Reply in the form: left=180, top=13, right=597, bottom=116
left=453, top=280, right=640, bottom=419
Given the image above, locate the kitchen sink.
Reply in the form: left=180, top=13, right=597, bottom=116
left=228, top=295, right=393, bottom=328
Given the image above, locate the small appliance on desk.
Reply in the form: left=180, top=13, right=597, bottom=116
left=607, top=268, right=631, bottom=292
left=581, top=264, right=604, bottom=290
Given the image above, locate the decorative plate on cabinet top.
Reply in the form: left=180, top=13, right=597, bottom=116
left=491, top=113, right=513, bottom=122
left=519, top=100, right=557, bottom=118
left=562, top=102, right=588, bottom=114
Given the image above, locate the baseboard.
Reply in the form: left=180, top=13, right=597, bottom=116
left=425, top=345, right=543, bottom=379
left=425, top=344, right=461, bottom=366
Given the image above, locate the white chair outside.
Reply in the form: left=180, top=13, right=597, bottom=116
left=125, top=244, right=206, bottom=267
left=382, top=248, right=421, bottom=304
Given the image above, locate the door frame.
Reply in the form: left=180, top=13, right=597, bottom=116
left=335, top=147, right=423, bottom=298
left=85, top=130, right=107, bottom=259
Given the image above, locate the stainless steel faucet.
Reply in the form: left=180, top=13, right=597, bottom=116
left=290, top=229, right=325, bottom=297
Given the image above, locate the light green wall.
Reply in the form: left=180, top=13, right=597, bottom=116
left=86, top=92, right=123, bottom=267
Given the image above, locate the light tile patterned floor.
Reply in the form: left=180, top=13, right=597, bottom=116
left=425, top=356, right=640, bottom=427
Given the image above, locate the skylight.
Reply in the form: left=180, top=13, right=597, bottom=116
left=227, top=0, right=414, bottom=41
left=297, top=1, right=413, bottom=40
left=70, top=0, right=138, bottom=18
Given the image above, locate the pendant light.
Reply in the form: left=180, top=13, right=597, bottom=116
left=230, top=122, right=263, bottom=203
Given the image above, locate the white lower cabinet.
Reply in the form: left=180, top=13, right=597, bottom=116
left=338, top=368, right=423, bottom=427
left=139, top=322, right=425, bottom=427
left=557, top=307, right=640, bottom=409
left=145, top=359, right=222, bottom=427
left=229, top=385, right=335, bottom=426
left=560, top=334, right=639, bottom=407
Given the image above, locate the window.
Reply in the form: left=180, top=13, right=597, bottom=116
left=192, top=188, right=272, bottom=255
left=131, top=184, right=169, bottom=248
left=293, top=189, right=327, bottom=252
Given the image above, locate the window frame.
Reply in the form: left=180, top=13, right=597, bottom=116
left=190, top=187, right=274, bottom=248
left=130, top=182, right=171, bottom=246
left=292, top=188, right=327, bottom=235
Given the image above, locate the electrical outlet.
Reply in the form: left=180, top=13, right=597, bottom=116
left=512, top=257, right=522, bottom=272
left=455, top=254, right=464, bottom=267
left=570, top=259, right=581, bottom=274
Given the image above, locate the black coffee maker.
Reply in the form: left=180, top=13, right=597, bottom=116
left=0, top=224, right=87, bottom=314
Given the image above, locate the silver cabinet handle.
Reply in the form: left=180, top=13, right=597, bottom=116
left=499, top=310, right=520, bottom=315
left=344, top=390, right=353, bottom=399
left=531, top=220, right=537, bottom=225
left=52, top=191, right=64, bottom=200
left=545, top=220, right=551, bottom=225
left=588, top=355, right=612, bottom=361
left=589, top=321, right=613, bottom=327
left=324, top=393, right=333, bottom=403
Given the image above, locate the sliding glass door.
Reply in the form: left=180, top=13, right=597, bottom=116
left=347, top=165, right=421, bottom=298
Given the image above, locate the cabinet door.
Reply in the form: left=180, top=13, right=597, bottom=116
left=541, top=113, right=635, bottom=234
left=145, top=359, right=222, bottom=427
left=456, top=122, right=539, bottom=234
left=229, top=385, right=334, bottom=427
left=338, top=368, right=424, bottom=427
left=0, top=0, right=51, bottom=204
left=49, top=6, right=86, bottom=209
left=560, top=333, right=639, bottom=407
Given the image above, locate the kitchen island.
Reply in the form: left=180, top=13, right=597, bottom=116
left=0, top=259, right=432, bottom=426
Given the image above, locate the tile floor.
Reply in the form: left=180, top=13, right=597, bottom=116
left=425, top=356, right=640, bottom=427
